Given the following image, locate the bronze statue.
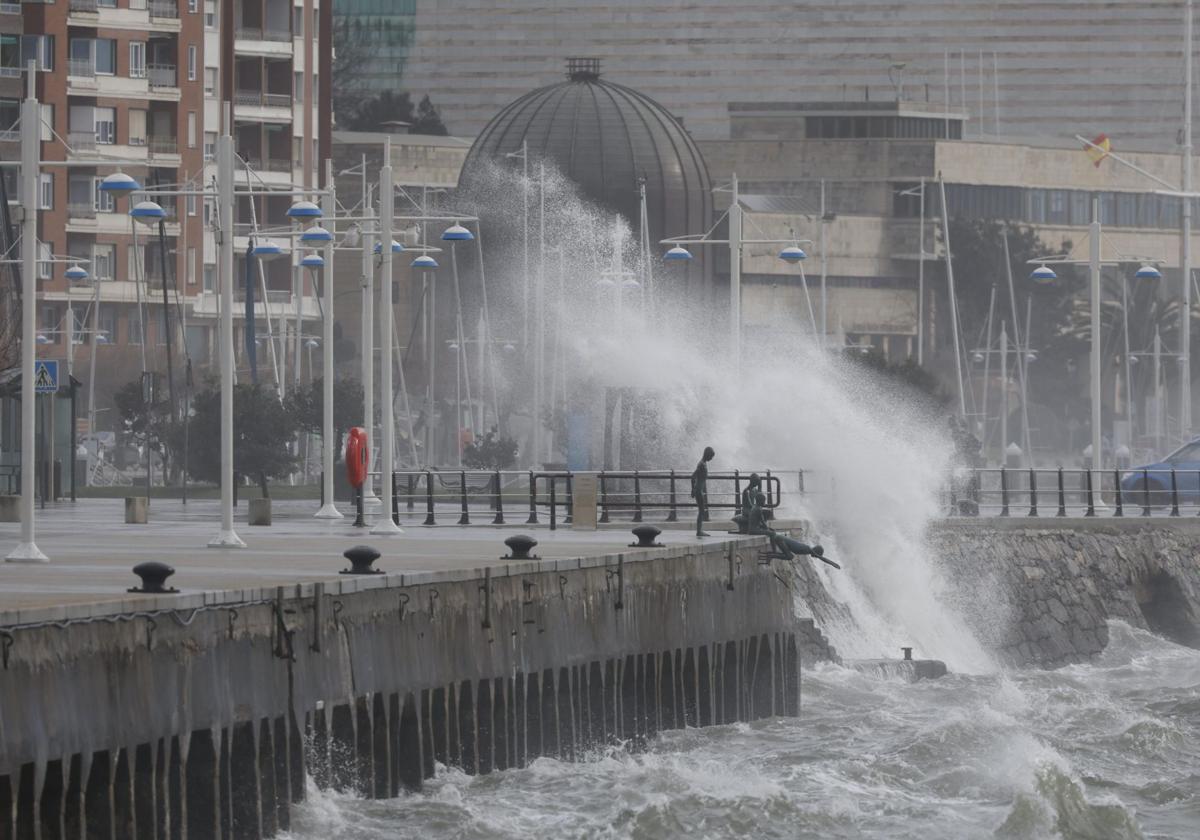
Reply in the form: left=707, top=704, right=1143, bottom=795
left=731, top=472, right=762, bottom=534
left=691, top=446, right=715, bottom=537
left=747, top=490, right=840, bottom=569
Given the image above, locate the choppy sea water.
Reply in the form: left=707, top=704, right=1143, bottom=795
left=283, top=623, right=1199, bottom=840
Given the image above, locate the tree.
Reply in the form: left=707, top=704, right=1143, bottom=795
left=463, top=427, right=518, bottom=469
left=411, top=95, right=448, bottom=136
left=182, top=382, right=298, bottom=497
left=114, top=378, right=174, bottom=470
left=284, top=377, right=364, bottom=462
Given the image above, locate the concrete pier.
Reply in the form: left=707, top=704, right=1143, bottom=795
left=1, top=500, right=818, bottom=839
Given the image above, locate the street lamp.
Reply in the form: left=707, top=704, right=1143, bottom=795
left=371, top=140, right=402, bottom=535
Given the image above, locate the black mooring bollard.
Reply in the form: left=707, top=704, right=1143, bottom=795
left=901, top=647, right=913, bottom=661
left=629, top=524, right=663, bottom=548
left=667, top=469, right=678, bottom=522
left=503, top=534, right=538, bottom=561
left=1027, top=468, right=1038, bottom=517
left=129, top=561, right=177, bottom=594
left=632, top=470, right=643, bottom=523
left=526, top=471, right=538, bottom=525
left=1057, top=467, right=1067, bottom=517
left=1113, top=469, right=1124, bottom=517
left=999, top=468, right=1010, bottom=517
left=1085, top=469, right=1096, bottom=517
left=457, top=470, right=470, bottom=525
left=341, top=545, right=383, bottom=575
left=423, top=471, right=436, bottom=526
left=353, top=484, right=366, bottom=527
left=1171, top=469, right=1181, bottom=516
left=493, top=470, right=505, bottom=525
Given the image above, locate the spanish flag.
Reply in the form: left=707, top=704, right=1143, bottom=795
left=1085, top=134, right=1111, bottom=168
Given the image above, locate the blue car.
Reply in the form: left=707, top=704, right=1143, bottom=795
left=1120, top=439, right=1200, bottom=505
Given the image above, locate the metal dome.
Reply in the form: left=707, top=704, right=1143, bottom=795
left=461, top=58, right=712, bottom=271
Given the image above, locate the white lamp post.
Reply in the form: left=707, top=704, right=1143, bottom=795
left=371, top=140, right=402, bottom=534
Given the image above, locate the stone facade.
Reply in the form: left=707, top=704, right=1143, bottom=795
left=932, top=519, right=1200, bottom=668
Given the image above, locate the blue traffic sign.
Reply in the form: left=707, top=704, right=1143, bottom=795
left=34, top=360, right=58, bottom=394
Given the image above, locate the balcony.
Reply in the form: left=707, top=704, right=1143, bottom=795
left=68, top=59, right=96, bottom=79
left=67, top=132, right=97, bottom=152
left=148, top=0, right=179, bottom=20
left=148, top=135, right=178, bottom=158
left=234, top=90, right=291, bottom=108
left=69, top=0, right=98, bottom=12
left=148, top=64, right=177, bottom=89
left=234, top=26, right=291, bottom=43
left=68, top=202, right=97, bottom=220
left=0, top=2, right=22, bottom=14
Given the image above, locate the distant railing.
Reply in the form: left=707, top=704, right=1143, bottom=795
left=67, top=202, right=97, bottom=220
left=947, top=467, right=1200, bottom=518
left=0, top=66, right=20, bottom=78
left=67, top=132, right=97, bottom=151
left=234, top=25, right=291, bottom=42
left=148, top=135, right=177, bottom=156
left=234, top=90, right=293, bottom=108
left=68, top=58, right=96, bottom=78
left=262, top=92, right=291, bottom=108
left=377, top=468, right=787, bottom=528
left=148, top=0, right=178, bottom=19
left=148, top=64, right=177, bottom=88
left=69, top=0, right=98, bottom=12
left=0, top=129, right=18, bottom=142
left=0, top=2, right=23, bottom=14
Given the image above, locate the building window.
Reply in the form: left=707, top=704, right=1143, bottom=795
left=18, top=35, right=53, bottom=72
left=40, top=306, right=59, bottom=341
left=95, top=38, right=116, bottom=75
left=129, top=109, right=147, bottom=146
left=68, top=175, right=92, bottom=213
left=1116, top=192, right=1137, bottom=227
left=0, top=98, right=17, bottom=136
left=98, top=0, right=117, bottom=7
left=94, top=106, right=115, bottom=144
left=37, top=241, right=52, bottom=280
left=205, top=0, right=216, bottom=28
left=203, top=131, right=216, bottom=161
left=204, top=67, right=216, bottom=96
left=129, top=310, right=144, bottom=345
left=93, top=177, right=114, bottom=212
left=187, top=194, right=197, bottom=216
left=38, top=173, right=52, bottom=210
left=293, top=6, right=302, bottom=37
left=40, top=103, right=52, bottom=141
left=92, top=244, right=114, bottom=281
left=99, top=310, right=117, bottom=345
left=1047, top=190, right=1068, bottom=224
left=294, top=71, right=303, bottom=103
left=187, top=45, right=196, bottom=81
left=188, top=0, right=198, bottom=11
left=129, top=42, right=146, bottom=79
left=203, top=197, right=213, bottom=225
left=203, top=264, right=214, bottom=292
left=187, top=247, right=197, bottom=284
left=187, top=111, right=196, bottom=148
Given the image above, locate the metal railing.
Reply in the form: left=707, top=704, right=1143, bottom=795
left=234, top=25, right=292, bottom=42
left=0, top=66, right=20, bottom=78
left=234, top=90, right=293, bottom=109
left=68, top=59, right=96, bottom=78
left=377, top=468, right=786, bottom=528
left=69, top=0, right=99, bottom=12
left=148, top=64, right=177, bottom=88
left=67, top=202, right=97, bottom=219
left=0, top=2, right=23, bottom=13
left=67, top=132, right=97, bottom=151
left=947, top=467, right=1200, bottom=518
left=148, top=0, right=179, bottom=19
left=148, top=135, right=177, bottom=156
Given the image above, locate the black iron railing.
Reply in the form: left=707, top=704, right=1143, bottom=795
left=947, top=467, right=1200, bottom=518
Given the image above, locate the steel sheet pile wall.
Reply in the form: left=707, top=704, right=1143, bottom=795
left=0, top=538, right=811, bottom=839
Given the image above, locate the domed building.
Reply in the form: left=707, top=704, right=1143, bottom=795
left=460, top=58, right=712, bottom=293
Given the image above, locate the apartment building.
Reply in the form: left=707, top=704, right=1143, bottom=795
left=4, top=0, right=323, bottom=435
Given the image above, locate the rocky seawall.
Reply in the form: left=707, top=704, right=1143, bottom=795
left=932, top=519, right=1200, bottom=667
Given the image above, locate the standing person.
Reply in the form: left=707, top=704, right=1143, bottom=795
left=691, top=445, right=715, bottom=537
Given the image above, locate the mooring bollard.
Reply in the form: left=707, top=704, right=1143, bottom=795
left=1085, top=469, right=1096, bottom=517
left=1057, top=467, right=1067, bottom=517
left=629, top=524, right=663, bottom=548
left=1027, top=468, right=1038, bottom=517
left=667, top=469, right=678, bottom=522
left=493, top=470, right=505, bottom=525
left=1171, top=469, right=1181, bottom=517
left=1113, top=469, right=1124, bottom=517
left=424, top=471, right=436, bottom=526
left=599, top=472, right=610, bottom=524
left=550, top=477, right=558, bottom=531
left=901, top=647, right=913, bottom=661
left=502, top=534, right=538, bottom=560
left=129, top=561, right=177, bottom=594
left=1142, top=468, right=1152, bottom=517
left=458, top=470, right=470, bottom=525
left=526, top=470, right=538, bottom=525
left=341, top=545, right=383, bottom=575
left=632, top=470, right=643, bottom=523
left=999, top=468, right=1010, bottom=517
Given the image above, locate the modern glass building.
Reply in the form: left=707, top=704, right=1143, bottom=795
left=333, top=0, right=417, bottom=92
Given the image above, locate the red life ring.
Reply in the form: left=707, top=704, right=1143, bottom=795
left=345, top=427, right=368, bottom=488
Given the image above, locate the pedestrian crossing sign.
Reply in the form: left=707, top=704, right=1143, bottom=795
left=34, top=359, right=58, bottom=394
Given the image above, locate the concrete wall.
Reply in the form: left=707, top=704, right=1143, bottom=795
left=933, top=519, right=1200, bottom=668
left=0, top=537, right=819, bottom=839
